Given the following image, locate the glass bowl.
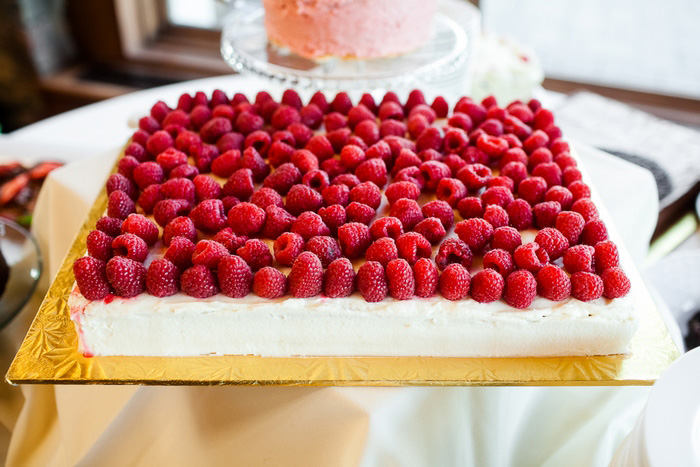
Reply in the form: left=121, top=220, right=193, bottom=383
left=0, top=218, right=42, bottom=327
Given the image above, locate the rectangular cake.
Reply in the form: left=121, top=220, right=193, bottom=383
left=68, top=89, right=637, bottom=357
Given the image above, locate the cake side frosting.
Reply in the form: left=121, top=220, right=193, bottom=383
left=262, top=0, right=437, bottom=59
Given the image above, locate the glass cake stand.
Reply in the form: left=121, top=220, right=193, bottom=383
left=220, top=0, right=480, bottom=96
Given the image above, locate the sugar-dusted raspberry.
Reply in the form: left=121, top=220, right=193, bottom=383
left=320, top=158, right=346, bottom=180
left=106, top=256, right=146, bottom=298
left=535, top=264, right=571, bottom=301
left=111, top=233, right=148, bottom=262
left=355, top=261, right=386, bottom=303
left=355, top=158, right=388, bottom=188
left=482, top=249, right=513, bottom=277
left=210, top=149, right=241, bottom=178
left=96, top=216, right=122, bottom=238
left=517, top=177, right=547, bottom=206
left=164, top=236, right=195, bottom=270
left=250, top=187, right=284, bottom=210
left=223, top=168, right=254, bottom=200
left=383, top=258, right=414, bottom=300
left=332, top=173, right=361, bottom=189
left=160, top=177, right=195, bottom=205
left=419, top=160, right=451, bottom=191
left=285, top=184, right=324, bottom=216
left=513, top=242, right=550, bottom=273
left=455, top=218, right=494, bottom=252
left=396, top=232, right=432, bottom=265
left=562, top=245, right=595, bottom=274
left=390, top=198, right=424, bottom=231
left=162, top=216, right=196, bottom=247
left=190, top=239, right=228, bottom=269
left=290, top=211, right=330, bottom=240
left=146, top=258, right=180, bottom=298
left=348, top=181, right=381, bottom=210
left=571, top=198, right=599, bottom=223
left=533, top=201, right=561, bottom=229
left=527, top=147, right=553, bottom=171
left=227, top=202, right=266, bottom=236
left=236, top=239, right=273, bottom=271
left=211, top=228, right=246, bottom=254
left=469, top=269, right=505, bottom=304
left=320, top=257, right=354, bottom=298
left=170, top=164, right=199, bottom=181
left=74, top=256, right=111, bottom=300
left=261, top=205, right=296, bottom=239
left=534, top=227, right=569, bottom=260
left=491, top=226, right=522, bottom=254
left=593, top=240, right=619, bottom=273
left=367, top=217, right=402, bottom=241
left=567, top=180, right=591, bottom=202
left=191, top=175, right=220, bottom=202
left=146, top=130, right=173, bottom=156
left=555, top=211, right=585, bottom=245
left=363, top=237, right=396, bottom=267
left=273, top=232, right=305, bottom=267
left=503, top=269, right=536, bottom=309
left=87, top=230, right=113, bottom=262
left=430, top=96, right=449, bottom=118
left=241, top=147, right=270, bottom=182
left=414, top=217, right=446, bottom=244
left=214, top=255, right=250, bottom=298
left=581, top=219, right=608, bottom=246
left=107, top=190, right=136, bottom=220
left=287, top=251, right=323, bottom=298
left=570, top=271, right=604, bottom=301
left=337, top=222, right=372, bottom=259
left=601, top=267, right=630, bottom=299
left=438, top=263, right=470, bottom=301
left=188, top=198, right=225, bottom=233
left=345, top=202, right=376, bottom=225
left=302, top=235, right=340, bottom=268
left=251, top=267, right=287, bottom=299
left=317, top=204, right=346, bottom=235
left=506, top=199, right=533, bottom=230
left=300, top=103, right=323, bottom=129
left=106, top=173, right=138, bottom=201
left=456, top=197, right=484, bottom=221
left=263, top=163, right=302, bottom=196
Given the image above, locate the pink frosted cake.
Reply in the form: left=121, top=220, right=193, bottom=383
left=262, top=0, right=437, bottom=59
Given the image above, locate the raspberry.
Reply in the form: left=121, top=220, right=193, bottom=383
left=355, top=158, right=388, bottom=188
left=357, top=261, right=388, bottom=302
left=534, top=264, right=570, bottom=301
left=164, top=236, right=196, bottom=270
left=348, top=135, right=369, bottom=151
left=455, top=218, right=493, bottom=252
left=268, top=141, right=295, bottom=167
left=379, top=119, right=407, bottom=139
left=189, top=104, right=212, bottom=130
left=396, top=232, right=431, bottom=265
left=174, top=130, right=202, bottom=155
left=367, top=217, right=402, bottom=241
left=517, top=177, right=547, bottom=206
left=125, top=143, right=148, bottom=164
left=223, top=168, right=255, bottom=200
left=86, top=230, right=113, bottom=262
left=290, top=149, right=319, bottom=174
left=365, top=237, right=398, bottom=267
left=443, top=154, right=467, bottom=177
left=308, top=91, right=329, bottom=114
left=190, top=239, right=228, bottom=269
left=378, top=100, right=404, bottom=121
left=558, top=157, right=580, bottom=175
left=434, top=238, right=470, bottom=271
left=213, top=228, right=247, bottom=253
left=163, top=216, right=197, bottom=246
left=383, top=258, right=414, bottom=300
left=301, top=170, right=330, bottom=192
left=261, top=205, right=296, bottom=239
left=419, top=160, right=451, bottom=191
left=563, top=245, right=595, bottom=274
left=534, top=227, right=569, bottom=260
left=263, top=163, right=302, bottom=195
left=508, top=103, right=534, bottom=123
left=191, top=144, right=219, bottom=173
left=288, top=123, right=314, bottom=148
left=499, top=148, right=528, bottom=169
left=431, top=96, right=449, bottom=118
left=188, top=198, right=226, bottom=233
left=146, top=258, right=180, bottom=297
left=380, top=183, right=416, bottom=206
left=414, top=217, right=446, bottom=244
left=300, top=104, right=323, bottom=129
left=571, top=198, right=599, bottom=222
left=320, top=158, right=346, bottom=179
left=180, top=264, right=219, bottom=298
left=394, top=166, right=425, bottom=190
left=391, top=149, right=422, bottom=176
left=357, top=93, right=377, bottom=114
left=118, top=155, right=141, bottom=179
left=272, top=130, right=294, bottom=146
left=513, top=242, right=550, bottom=273
left=346, top=104, right=374, bottom=130
left=304, top=134, right=334, bottom=162
left=594, top=240, right=619, bottom=273
left=567, top=181, right=591, bottom=201
left=337, top=222, right=372, bottom=259
left=288, top=251, right=323, bottom=298
left=522, top=129, right=549, bottom=154
left=74, top=257, right=111, bottom=300
left=531, top=162, right=562, bottom=188
left=433, top=178, right=466, bottom=208
left=332, top=173, right=361, bottom=189
left=476, top=134, right=508, bottom=159
left=438, top=264, right=470, bottom=300
left=483, top=205, right=509, bottom=230
left=483, top=249, right=514, bottom=277
left=274, top=232, right=305, bottom=267
left=528, top=147, right=553, bottom=171
left=271, top=105, right=301, bottom=130
left=491, top=226, right=522, bottom=253
left=601, top=267, right=630, bottom=299
left=364, top=140, right=390, bottom=167
left=533, top=201, right=561, bottom=228
left=349, top=181, right=381, bottom=210
left=192, top=175, right=221, bottom=202
left=106, top=256, right=146, bottom=298
left=570, top=271, right=604, bottom=301
left=111, top=233, right=148, bottom=262
left=506, top=199, right=533, bottom=230
left=581, top=219, right=608, bottom=246
left=227, top=202, right=266, bottom=236
left=404, top=258, right=437, bottom=301
left=389, top=199, right=423, bottom=232
left=457, top=197, right=484, bottom=220
left=96, top=216, right=122, bottom=238
left=160, top=177, right=195, bottom=205
left=285, top=184, right=324, bottom=215
left=146, top=130, right=173, bottom=156
left=345, top=202, right=376, bottom=225
left=329, top=91, right=352, bottom=115
left=407, top=114, right=430, bottom=140
left=503, top=270, right=536, bottom=309
left=170, top=164, right=199, bottom=180
left=500, top=162, right=528, bottom=190
left=443, top=128, right=470, bottom=155
left=106, top=174, right=138, bottom=201
left=318, top=204, right=347, bottom=234
left=156, top=148, right=188, bottom=175
left=470, top=269, right=504, bottom=303
left=211, top=149, right=241, bottom=178
left=478, top=117, right=504, bottom=136
left=555, top=211, right=585, bottom=245
left=216, top=255, right=252, bottom=298
left=107, top=190, right=136, bottom=219
left=241, top=147, right=270, bottom=182
left=291, top=211, right=330, bottom=240
left=305, top=236, right=341, bottom=267
left=321, top=258, right=355, bottom=298
left=235, top=111, right=263, bottom=135
left=250, top=187, right=284, bottom=210
left=251, top=267, right=287, bottom=299
left=486, top=176, right=515, bottom=194
left=236, top=239, right=273, bottom=271
left=326, top=128, right=351, bottom=153
left=456, top=164, right=491, bottom=192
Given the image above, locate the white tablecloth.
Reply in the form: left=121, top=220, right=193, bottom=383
left=0, top=75, right=661, bottom=466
